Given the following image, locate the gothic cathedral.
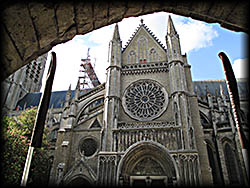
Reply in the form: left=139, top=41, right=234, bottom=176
left=48, top=16, right=248, bottom=186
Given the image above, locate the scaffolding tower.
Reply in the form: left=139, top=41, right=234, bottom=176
left=79, top=48, right=101, bottom=90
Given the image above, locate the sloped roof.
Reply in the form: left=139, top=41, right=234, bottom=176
left=15, top=79, right=248, bottom=111
left=16, top=91, right=74, bottom=110
left=16, top=89, right=90, bottom=110
left=193, top=79, right=248, bottom=99
left=122, top=21, right=166, bottom=53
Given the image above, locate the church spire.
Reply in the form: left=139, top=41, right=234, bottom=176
left=103, top=22, right=122, bottom=152
left=112, top=23, right=121, bottom=41
left=166, top=15, right=182, bottom=61
left=73, top=79, right=80, bottom=101
left=65, top=84, right=72, bottom=106
left=167, top=15, right=177, bottom=35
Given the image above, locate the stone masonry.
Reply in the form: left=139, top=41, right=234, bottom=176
left=1, top=1, right=248, bottom=80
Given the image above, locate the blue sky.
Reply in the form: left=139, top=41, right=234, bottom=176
left=188, top=25, right=248, bottom=81
left=41, top=12, right=248, bottom=91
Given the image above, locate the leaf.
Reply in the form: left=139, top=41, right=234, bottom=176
left=1, top=107, right=50, bottom=186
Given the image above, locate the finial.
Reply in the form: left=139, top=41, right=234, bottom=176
left=68, top=84, right=71, bottom=91
left=167, top=15, right=177, bottom=35
left=205, top=85, right=211, bottom=96
left=112, top=23, right=121, bottom=41
left=140, top=18, right=144, bottom=24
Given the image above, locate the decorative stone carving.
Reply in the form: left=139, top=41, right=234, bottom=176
left=113, top=128, right=182, bottom=152
left=98, top=155, right=117, bottom=186
left=56, top=163, right=65, bottom=185
left=172, top=153, right=200, bottom=186
left=117, top=121, right=175, bottom=129
left=132, top=157, right=164, bottom=175
left=122, top=80, right=168, bottom=121
left=121, top=62, right=168, bottom=75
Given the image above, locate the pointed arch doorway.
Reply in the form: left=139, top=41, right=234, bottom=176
left=117, top=141, right=179, bottom=186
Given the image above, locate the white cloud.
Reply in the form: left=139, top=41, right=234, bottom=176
left=41, top=36, right=89, bottom=91
left=172, top=15, right=219, bottom=53
left=88, top=25, right=113, bottom=45
left=118, top=12, right=219, bottom=54
left=41, top=12, right=220, bottom=92
left=91, top=12, right=219, bottom=84
left=232, top=58, right=249, bottom=78
left=87, top=25, right=113, bottom=83
left=89, top=43, right=109, bottom=83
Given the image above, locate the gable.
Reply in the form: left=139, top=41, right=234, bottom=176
left=89, top=119, right=101, bottom=129
left=122, top=25, right=166, bottom=65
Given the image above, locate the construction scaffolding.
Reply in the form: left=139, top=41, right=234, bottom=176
left=79, top=48, right=101, bottom=90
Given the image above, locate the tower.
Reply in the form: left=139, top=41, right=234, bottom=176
left=1, top=53, right=47, bottom=114
left=166, top=16, right=213, bottom=185
left=102, top=23, right=122, bottom=151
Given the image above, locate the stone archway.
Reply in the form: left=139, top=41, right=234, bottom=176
left=1, top=1, right=248, bottom=80
left=65, top=175, right=93, bottom=187
left=117, top=141, right=179, bottom=186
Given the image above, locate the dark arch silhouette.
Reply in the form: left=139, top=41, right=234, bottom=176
left=1, top=1, right=248, bottom=80
left=67, top=176, right=92, bottom=187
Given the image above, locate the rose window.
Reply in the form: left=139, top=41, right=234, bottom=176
left=122, top=80, right=168, bottom=121
left=79, top=137, right=98, bottom=157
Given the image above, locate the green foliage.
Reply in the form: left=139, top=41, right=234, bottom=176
left=1, top=108, right=50, bottom=186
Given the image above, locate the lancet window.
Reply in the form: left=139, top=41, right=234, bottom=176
left=137, top=36, right=148, bottom=63
left=223, top=142, right=240, bottom=185
left=128, top=50, right=136, bottom=64
left=174, top=102, right=179, bottom=126
left=149, top=48, right=159, bottom=62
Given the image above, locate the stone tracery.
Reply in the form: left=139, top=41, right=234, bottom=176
left=123, top=80, right=168, bottom=121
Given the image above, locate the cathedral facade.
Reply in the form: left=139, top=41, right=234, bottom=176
left=45, top=17, right=248, bottom=186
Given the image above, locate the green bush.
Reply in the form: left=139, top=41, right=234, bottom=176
left=1, top=108, right=50, bottom=186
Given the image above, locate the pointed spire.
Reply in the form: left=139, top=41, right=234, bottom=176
left=205, top=85, right=210, bottom=95
left=194, top=85, right=198, bottom=95
left=215, top=89, right=219, bottom=96
left=167, top=15, right=177, bottom=35
left=112, top=23, right=121, bottom=41
left=74, top=79, right=81, bottom=100
left=65, top=84, right=72, bottom=105
left=67, top=84, right=71, bottom=92
left=51, top=103, right=54, bottom=110
left=76, top=79, right=80, bottom=90
left=219, top=84, right=224, bottom=96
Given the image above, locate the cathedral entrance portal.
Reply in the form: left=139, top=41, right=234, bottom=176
left=117, top=141, right=179, bottom=186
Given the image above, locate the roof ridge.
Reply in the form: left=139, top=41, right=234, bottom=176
left=122, top=24, right=141, bottom=52
left=143, top=23, right=166, bottom=51
left=193, top=79, right=226, bottom=83
left=122, top=22, right=166, bottom=52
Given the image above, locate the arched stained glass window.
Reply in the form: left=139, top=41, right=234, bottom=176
left=149, top=48, right=159, bottom=62
left=206, top=143, right=222, bottom=185
left=137, top=36, right=148, bottom=63
left=224, top=143, right=240, bottom=185
left=128, top=50, right=136, bottom=64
